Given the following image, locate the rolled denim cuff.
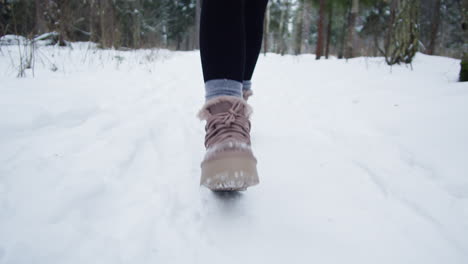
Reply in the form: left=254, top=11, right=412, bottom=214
left=242, top=80, right=252, bottom=91
left=205, top=79, right=243, bottom=101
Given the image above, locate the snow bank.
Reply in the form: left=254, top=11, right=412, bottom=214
left=0, top=44, right=467, bottom=264
left=0, top=35, right=27, bottom=46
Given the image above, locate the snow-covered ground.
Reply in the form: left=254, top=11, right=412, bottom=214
left=0, top=43, right=467, bottom=264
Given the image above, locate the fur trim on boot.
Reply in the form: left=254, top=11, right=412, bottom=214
left=197, top=95, right=253, bottom=121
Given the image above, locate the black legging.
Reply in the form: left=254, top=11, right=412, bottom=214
left=200, top=0, right=269, bottom=83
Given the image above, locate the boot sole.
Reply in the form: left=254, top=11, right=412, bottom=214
left=200, top=154, right=259, bottom=192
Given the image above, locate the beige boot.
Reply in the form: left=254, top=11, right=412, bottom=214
left=198, top=96, right=259, bottom=191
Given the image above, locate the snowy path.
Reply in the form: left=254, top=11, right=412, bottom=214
left=1, top=45, right=468, bottom=263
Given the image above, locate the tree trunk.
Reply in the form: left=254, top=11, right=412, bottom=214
left=428, top=0, right=441, bottom=55
left=384, top=0, right=397, bottom=60
left=315, top=0, right=325, bottom=59
left=133, top=0, right=142, bottom=48
left=195, top=0, right=201, bottom=49
left=345, top=0, right=359, bottom=59
left=277, top=0, right=286, bottom=54
left=325, top=3, right=333, bottom=59
left=384, top=0, right=420, bottom=65
left=99, top=0, right=115, bottom=48
left=284, top=1, right=291, bottom=55
left=277, top=0, right=290, bottom=55
left=459, top=0, right=468, bottom=81
left=89, top=0, right=97, bottom=43
left=57, top=0, right=70, bottom=46
left=263, top=1, right=270, bottom=55
left=35, top=0, right=47, bottom=35
left=99, top=1, right=107, bottom=47
left=293, top=2, right=302, bottom=55
left=301, top=0, right=311, bottom=54
left=338, top=3, right=350, bottom=59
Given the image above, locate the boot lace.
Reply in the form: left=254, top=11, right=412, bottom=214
left=204, top=101, right=251, bottom=148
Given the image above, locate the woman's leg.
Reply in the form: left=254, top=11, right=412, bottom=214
left=198, top=0, right=266, bottom=191
left=199, top=0, right=246, bottom=100
left=243, top=0, right=269, bottom=93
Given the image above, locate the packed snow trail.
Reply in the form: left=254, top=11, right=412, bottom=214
left=1, top=44, right=468, bottom=263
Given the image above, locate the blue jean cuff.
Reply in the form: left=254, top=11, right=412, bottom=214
left=205, top=79, right=243, bottom=101
left=242, top=80, right=252, bottom=91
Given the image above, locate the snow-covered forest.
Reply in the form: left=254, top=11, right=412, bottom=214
left=0, top=0, right=465, bottom=55
left=1, top=0, right=468, bottom=263
left=2, top=0, right=467, bottom=77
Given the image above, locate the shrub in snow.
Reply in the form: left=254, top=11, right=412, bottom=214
left=460, top=54, right=468, bottom=82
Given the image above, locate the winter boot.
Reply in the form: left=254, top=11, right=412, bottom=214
left=198, top=96, right=259, bottom=191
